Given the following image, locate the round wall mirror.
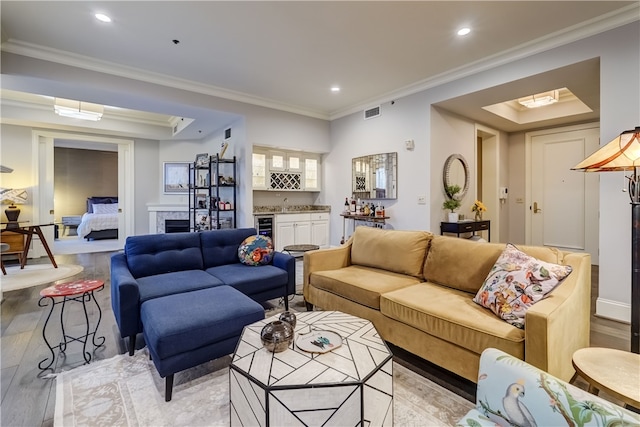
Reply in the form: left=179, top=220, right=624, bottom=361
left=443, top=154, right=469, bottom=201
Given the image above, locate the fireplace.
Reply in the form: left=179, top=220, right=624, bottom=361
left=165, top=219, right=190, bottom=233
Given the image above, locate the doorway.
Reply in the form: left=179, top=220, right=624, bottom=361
left=525, top=123, right=599, bottom=263
left=33, top=131, right=134, bottom=255
left=476, top=124, right=501, bottom=242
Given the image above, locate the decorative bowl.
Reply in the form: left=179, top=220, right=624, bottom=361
left=279, top=311, right=297, bottom=329
left=260, top=320, right=294, bottom=353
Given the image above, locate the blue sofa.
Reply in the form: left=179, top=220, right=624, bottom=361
left=110, top=228, right=295, bottom=355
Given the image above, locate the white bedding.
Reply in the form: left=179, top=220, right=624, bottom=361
left=77, top=212, right=119, bottom=238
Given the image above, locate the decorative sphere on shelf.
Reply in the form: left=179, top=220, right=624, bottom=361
left=279, top=311, right=297, bottom=329
left=260, top=320, right=294, bottom=353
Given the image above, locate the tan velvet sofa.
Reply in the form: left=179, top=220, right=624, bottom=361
left=303, top=227, right=591, bottom=383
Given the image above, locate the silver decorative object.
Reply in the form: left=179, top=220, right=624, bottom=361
left=260, top=320, right=293, bottom=353
left=279, top=311, right=297, bottom=329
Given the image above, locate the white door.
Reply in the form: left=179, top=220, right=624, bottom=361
left=528, top=125, right=599, bottom=263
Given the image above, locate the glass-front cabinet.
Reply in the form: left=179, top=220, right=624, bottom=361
left=269, top=151, right=302, bottom=172
left=252, top=146, right=322, bottom=192
left=252, top=150, right=268, bottom=190
left=304, top=155, right=320, bottom=191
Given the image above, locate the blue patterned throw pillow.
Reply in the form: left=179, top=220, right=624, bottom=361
left=238, top=235, right=274, bottom=266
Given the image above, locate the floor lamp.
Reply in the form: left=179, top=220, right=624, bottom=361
left=573, top=126, right=640, bottom=354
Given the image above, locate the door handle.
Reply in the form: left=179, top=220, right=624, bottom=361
left=533, top=202, right=542, bottom=213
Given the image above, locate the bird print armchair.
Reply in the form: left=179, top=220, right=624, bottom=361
left=457, top=348, right=640, bottom=427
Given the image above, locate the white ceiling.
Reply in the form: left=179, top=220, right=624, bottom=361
left=1, top=1, right=638, bottom=137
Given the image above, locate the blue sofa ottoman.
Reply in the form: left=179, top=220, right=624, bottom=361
left=111, top=228, right=295, bottom=355
left=141, top=285, right=265, bottom=401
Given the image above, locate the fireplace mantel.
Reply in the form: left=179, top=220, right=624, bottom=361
left=147, top=204, right=189, bottom=233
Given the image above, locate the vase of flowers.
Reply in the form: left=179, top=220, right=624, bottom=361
left=472, top=200, right=487, bottom=221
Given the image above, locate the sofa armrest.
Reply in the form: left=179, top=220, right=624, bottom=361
left=524, top=252, right=591, bottom=382
left=273, top=251, right=296, bottom=296
left=302, top=242, right=352, bottom=296
left=110, top=252, right=142, bottom=339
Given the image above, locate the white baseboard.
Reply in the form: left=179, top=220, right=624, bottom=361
left=596, top=297, right=630, bottom=324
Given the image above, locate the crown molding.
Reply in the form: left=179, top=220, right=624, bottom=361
left=329, top=3, right=640, bottom=120
left=1, top=3, right=637, bottom=123
left=1, top=40, right=330, bottom=121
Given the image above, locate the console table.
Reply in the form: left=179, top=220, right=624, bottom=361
left=340, top=213, right=390, bottom=244
left=1, top=222, right=57, bottom=268
left=440, top=220, right=490, bottom=242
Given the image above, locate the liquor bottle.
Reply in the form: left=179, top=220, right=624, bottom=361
left=344, top=197, right=349, bottom=213
left=356, top=198, right=362, bottom=215
left=350, top=197, right=356, bottom=214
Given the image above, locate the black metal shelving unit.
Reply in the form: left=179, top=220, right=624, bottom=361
left=189, top=154, right=237, bottom=231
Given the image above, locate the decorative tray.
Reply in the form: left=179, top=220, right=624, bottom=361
left=295, top=330, right=342, bottom=353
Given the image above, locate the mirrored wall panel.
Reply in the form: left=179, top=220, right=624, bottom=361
left=352, top=152, right=397, bottom=199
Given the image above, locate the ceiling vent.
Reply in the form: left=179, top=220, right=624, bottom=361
left=364, top=106, right=380, bottom=120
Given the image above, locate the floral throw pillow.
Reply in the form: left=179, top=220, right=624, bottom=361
left=238, top=235, right=274, bottom=266
left=473, top=243, right=572, bottom=329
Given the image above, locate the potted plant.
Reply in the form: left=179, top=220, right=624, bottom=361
left=443, top=185, right=462, bottom=222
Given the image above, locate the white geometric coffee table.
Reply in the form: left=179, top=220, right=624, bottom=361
left=230, top=311, right=393, bottom=426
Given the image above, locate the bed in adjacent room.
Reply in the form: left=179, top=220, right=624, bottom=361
left=77, top=196, right=119, bottom=240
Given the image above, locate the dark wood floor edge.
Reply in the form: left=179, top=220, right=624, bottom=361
left=387, top=342, right=476, bottom=403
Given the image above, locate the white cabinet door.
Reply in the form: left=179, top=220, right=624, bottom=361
left=276, top=221, right=295, bottom=251
left=310, top=212, right=329, bottom=248
left=295, top=221, right=311, bottom=245
left=311, top=220, right=329, bottom=247
left=275, top=213, right=314, bottom=251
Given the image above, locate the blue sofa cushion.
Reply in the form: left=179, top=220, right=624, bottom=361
left=137, top=270, right=223, bottom=303
left=206, top=263, right=288, bottom=295
left=201, top=228, right=256, bottom=269
left=141, top=285, right=264, bottom=360
left=125, top=232, right=203, bottom=278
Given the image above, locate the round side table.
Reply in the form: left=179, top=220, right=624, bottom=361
left=38, top=279, right=106, bottom=370
left=283, top=244, right=320, bottom=257
left=572, top=347, right=640, bottom=409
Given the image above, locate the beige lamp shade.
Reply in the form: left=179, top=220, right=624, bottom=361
left=572, top=127, right=640, bottom=172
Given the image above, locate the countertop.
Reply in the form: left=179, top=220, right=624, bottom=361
left=253, top=205, right=331, bottom=215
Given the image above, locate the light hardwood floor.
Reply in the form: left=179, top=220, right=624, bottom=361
left=0, top=252, right=630, bottom=426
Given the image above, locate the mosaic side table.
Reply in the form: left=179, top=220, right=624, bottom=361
left=38, top=279, right=105, bottom=370
left=230, top=311, right=393, bottom=426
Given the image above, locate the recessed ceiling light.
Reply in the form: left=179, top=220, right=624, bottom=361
left=331, top=86, right=340, bottom=93
left=95, top=13, right=112, bottom=23
left=457, top=27, right=471, bottom=36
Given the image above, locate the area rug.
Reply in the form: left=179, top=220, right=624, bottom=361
left=2, top=264, right=84, bottom=292
left=55, top=348, right=474, bottom=426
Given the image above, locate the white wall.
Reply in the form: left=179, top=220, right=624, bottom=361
left=0, top=125, right=35, bottom=222
left=328, top=93, right=432, bottom=244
